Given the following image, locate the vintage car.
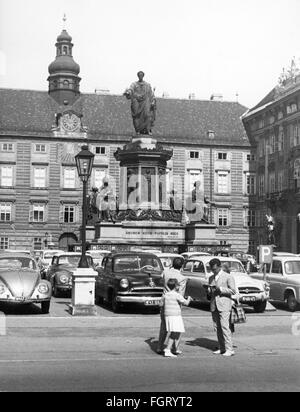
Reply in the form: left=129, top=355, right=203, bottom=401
left=87, top=250, right=111, bottom=268
left=155, top=253, right=184, bottom=270
left=37, top=249, right=64, bottom=278
left=180, top=252, right=211, bottom=262
left=0, top=252, right=51, bottom=313
left=182, top=256, right=270, bottom=312
left=250, top=256, right=300, bottom=311
left=95, top=252, right=164, bottom=312
left=45, top=252, right=94, bottom=297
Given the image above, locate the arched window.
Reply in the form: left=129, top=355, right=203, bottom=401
left=63, top=46, right=68, bottom=55
left=63, top=80, right=70, bottom=88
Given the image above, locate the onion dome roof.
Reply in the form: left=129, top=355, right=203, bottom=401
left=48, top=56, right=80, bottom=75
left=57, top=29, right=72, bottom=42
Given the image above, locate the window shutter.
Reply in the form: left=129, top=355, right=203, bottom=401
left=75, top=206, right=80, bottom=224
left=29, top=208, right=33, bottom=222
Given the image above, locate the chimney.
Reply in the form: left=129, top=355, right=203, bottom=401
left=188, top=93, right=196, bottom=100
left=162, top=91, right=170, bottom=98
left=210, top=93, right=223, bottom=101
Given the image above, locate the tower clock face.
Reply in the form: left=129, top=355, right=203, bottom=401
left=61, top=113, right=80, bottom=132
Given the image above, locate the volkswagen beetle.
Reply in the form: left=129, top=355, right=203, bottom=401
left=0, top=252, right=51, bottom=313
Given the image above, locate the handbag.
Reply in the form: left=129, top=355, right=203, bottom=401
left=230, top=303, right=246, bottom=324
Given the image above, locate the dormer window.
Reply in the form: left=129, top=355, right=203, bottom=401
left=189, top=151, right=199, bottom=159
left=218, top=152, right=227, bottom=160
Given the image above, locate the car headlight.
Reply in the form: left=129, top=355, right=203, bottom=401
left=120, top=278, right=129, bottom=289
left=38, top=283, right=49, bottom=294
left=0, top=283, right=6, bottom=295
left=264, top=282, right=270, bottom=292
left=59, top=275, right=69, bottom=284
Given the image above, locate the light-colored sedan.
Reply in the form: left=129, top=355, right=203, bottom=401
left=153, top=253, right=184, bottom=270
left=182, top=256, right=270, bottom=313
left=0, top=252, right=51, bottom=313
left=250, top=256, right=300, bottom=311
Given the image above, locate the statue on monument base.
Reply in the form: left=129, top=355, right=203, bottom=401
left=124, top=71, right=156, bottom=135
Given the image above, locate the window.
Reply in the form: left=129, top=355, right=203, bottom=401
left=272, top=260, right=283, bottom=275
left=270, top=134, right=275, bottom=153
left=278, top=170, right=285, bottom=192
left=189, top=151, right=199, bottom=159
left=269, top=173, right=276, bottom=193
left=33, top=167, right=46, bottom=188
left=188, top=169, right=203, bottom=192
left=0, top=165, right=13, bottom=187
left=0, top=237, right=9, bottom=250
left=278, top=128, right=284, bottom=151
left=216, top=171, right=229, bottom=194
left=258, top=118, right=264, bottom=128
left=246, top=154, right=255, bottom=161
left=258, top=175, right=265, bottom=196
left=249, top=240, right=256, bottom=255
left=192, top=261, right=205, bottom=274
left=30, top=204, right=45, bottom=223
left=278, top=111, right=283, bottom=120
left=245, top=209, right=256, bottom=227
left=95, top=146, right=106, bottom=155
left=294, top=124, right=300, bottom=146
left=33, top=237, right=42, bottom=250
left=63, top=168, right=76, bottom=189
left=2, top=143, right=13, bottom=152
left=64, top=205, right=75, bottom=223
left=0, top=203, right=12, bottom=222
left=246, top=173, right=256, bottom=195
left=217, top=209, right=229, bottom=226
left=35, top=144, right=46, bottom=153
left=93, top=169, right=107, bottom=189
left=218, top=152, right=227, bottom=160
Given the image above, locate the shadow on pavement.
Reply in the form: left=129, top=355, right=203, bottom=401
left=185, top=337, right=218, bottom=352
left=0, top=303, right=43, bottom=315
left=95, top=301, right=161, bottom=315
left=145, top=337, right=160, bottom=354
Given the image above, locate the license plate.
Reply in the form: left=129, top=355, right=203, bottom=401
left=145, top=300, right=159, bottom=306
left=241, top=296, right=256, bottom=302
left=15, top=297, right=26, bottom=302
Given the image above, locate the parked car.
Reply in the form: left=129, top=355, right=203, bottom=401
left=37, top=249, right=64, bottom=278
left=0, top=252, right=51, bottom=313
left=180, top=252, right=211, bottom=262
left=95, top=252, right=164, bottom=312
left=87, top=250, right=111, bottom=268
left=250, top=256, right=300, bottom=311
left=152, top=252, right=184, bottom=270
left=182, top=256, right=270, bottom=313
left=45, top=252, right=94, bottom=297
left=0, top=249, right=33, bottom=256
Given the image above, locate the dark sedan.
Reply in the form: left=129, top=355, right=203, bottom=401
left=95, top=252, right=164, bottom=312
left=45, top=252, right=94, bottom=297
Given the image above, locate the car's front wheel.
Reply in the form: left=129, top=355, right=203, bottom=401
left=111, top=291, right=122, bottom=313
left=41, top=301, right=50, bottom=314
left=52, top=282, right=60, bottom=298
left=253, top=301, right=267, bottom=313
left=287, top=293, right=299, bottom=312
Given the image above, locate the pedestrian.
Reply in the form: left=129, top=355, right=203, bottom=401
left=160, top=278, right=192, bottom=357
left=221, top=262, right=239, bottom=343
left=208, top=258, right=237, bottom=357
left=157, top=256, right=187, bottom=354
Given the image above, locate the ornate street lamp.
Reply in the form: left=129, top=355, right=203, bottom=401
left=75, top=145, right=94, bottom=268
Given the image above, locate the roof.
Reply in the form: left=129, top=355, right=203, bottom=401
left=0, top=88, right=249, bottom=146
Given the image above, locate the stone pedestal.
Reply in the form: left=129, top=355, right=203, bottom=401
left=185, top=223, right=218, bottom=244
left=69, top=267, right=98, bottom=316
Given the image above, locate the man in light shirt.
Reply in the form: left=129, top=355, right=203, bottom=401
left=157, top=257, right=187, bottom=354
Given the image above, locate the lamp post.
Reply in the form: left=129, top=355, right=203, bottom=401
left=75, top=145, right=95, bottom=268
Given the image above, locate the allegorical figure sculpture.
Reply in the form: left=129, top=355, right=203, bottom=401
left=124, top=71, right=156, bottom=135
left=185, top=181, right=214, bottom=223
left=96, top=177, right=116, bottom=223
left=266, top=213, right=276, bottom=245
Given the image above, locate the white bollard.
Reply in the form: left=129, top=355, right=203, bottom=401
left=69, top=268, right=98, bottom=316
left=0, top=312, right=6, bottom=336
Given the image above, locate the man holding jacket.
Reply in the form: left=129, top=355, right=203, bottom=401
left=208, top=258, right=237, bottom=357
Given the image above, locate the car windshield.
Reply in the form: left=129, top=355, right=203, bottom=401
left=44, top=251, right=60, bottom=259
left=284, top=261, right=300, bottom=275
left=58, top=255, right=93, bottom=267
left=114, top=256, right=162, bottom=272
left=0, top=257, right=36, bottom=270
left=206, top=261, right=246, bottom=274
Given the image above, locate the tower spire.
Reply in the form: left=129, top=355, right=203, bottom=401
left=63, top=13, right=67, bottom=30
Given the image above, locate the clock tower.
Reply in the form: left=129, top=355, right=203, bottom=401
left=47, top=17, right=81, bottom=106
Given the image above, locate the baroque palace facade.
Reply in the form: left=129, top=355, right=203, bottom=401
left=243, top=60, right=300, bottom=253
left=0, top=28, right=255, bottom=253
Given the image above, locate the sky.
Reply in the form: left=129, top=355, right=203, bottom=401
left=0, top=0, right=300, bottom=108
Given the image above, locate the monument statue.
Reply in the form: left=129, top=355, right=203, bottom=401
left=124, top=71, right=156, bottom=135
left=96, top=177, right=116, bottom=223
left=87, top=187, right=99, bottom=225
left=186, top=181, right=214, bottom=223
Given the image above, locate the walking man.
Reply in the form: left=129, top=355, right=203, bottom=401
left=208, top=258, right=237, bottom=357
left=157, top=257, right=186, bottom=354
